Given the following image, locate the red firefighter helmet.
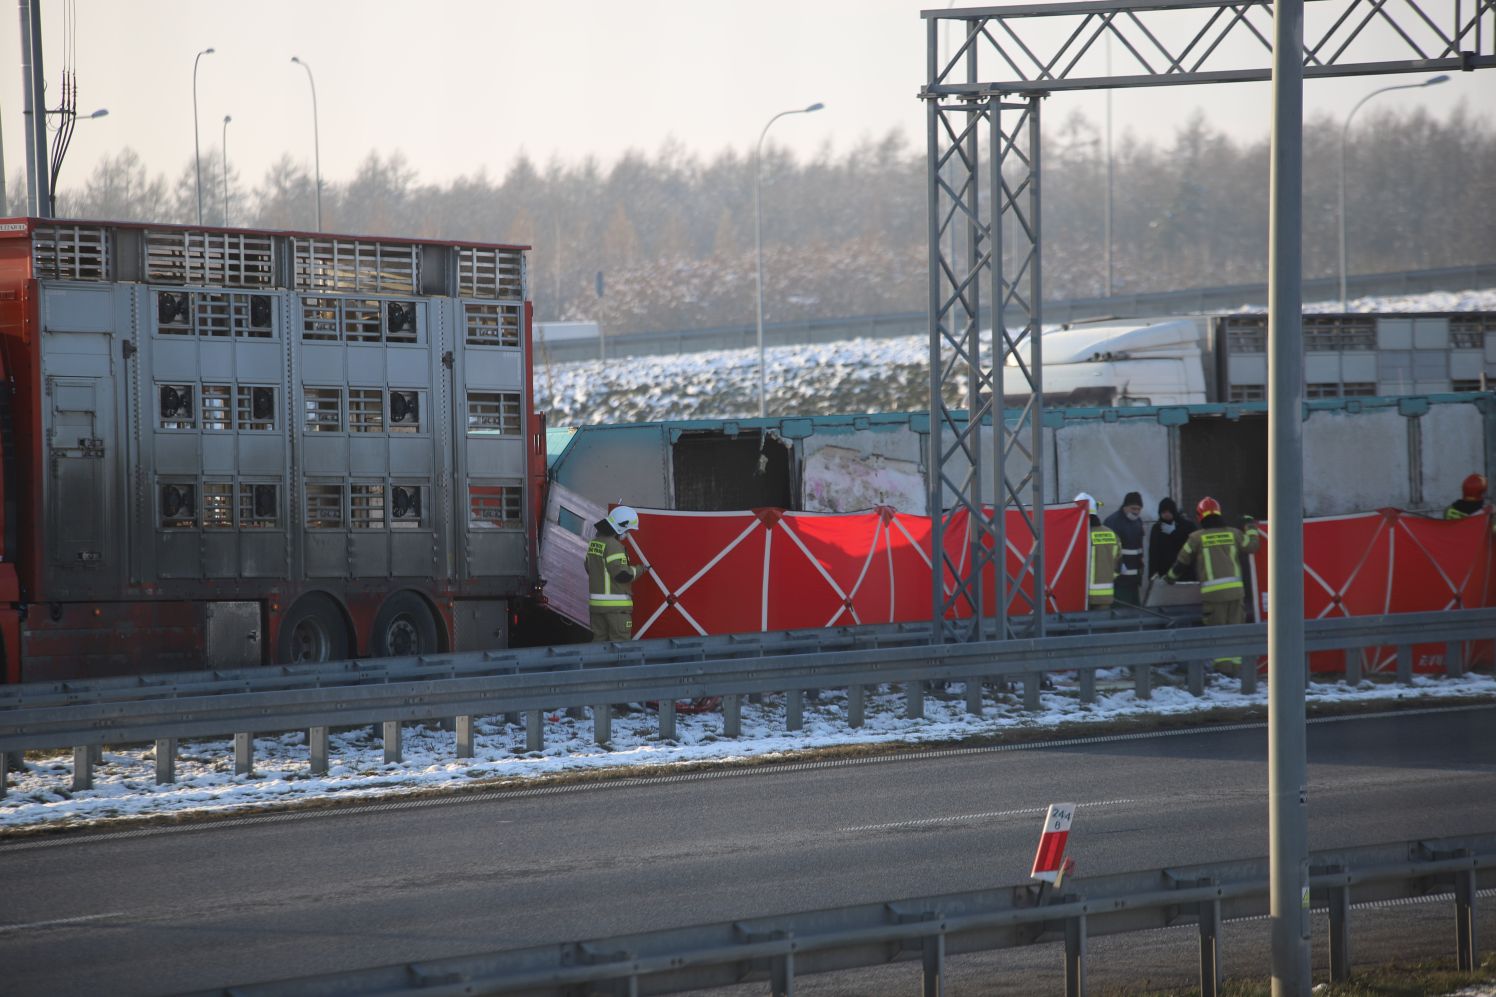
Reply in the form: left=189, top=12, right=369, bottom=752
left=1195, top=496, right=1222, bottom=520
left=1464, top=473, right=1488, bottom=501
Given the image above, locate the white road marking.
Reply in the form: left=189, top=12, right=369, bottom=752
left=0, top=911, right=124, bottom=934
left=840, top=798, right=1136, bottom=833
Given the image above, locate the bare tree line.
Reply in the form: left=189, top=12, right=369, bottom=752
left=6, top=104, right=1492, bottom=332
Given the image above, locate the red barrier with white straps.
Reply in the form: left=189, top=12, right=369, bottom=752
left=625, top=504, right=1090, bottom=640
left=1248, top=509, right=1494, bottom=673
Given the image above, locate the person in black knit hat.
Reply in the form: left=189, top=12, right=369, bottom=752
left=1102, top=490, right=1146, bottom=606
left=1148, top=496, right=1197, bottom=584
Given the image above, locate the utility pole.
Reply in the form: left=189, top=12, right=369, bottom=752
left=1267, top=0, right=1310, bottom=992
left=19, top=0, right=50, bottom=217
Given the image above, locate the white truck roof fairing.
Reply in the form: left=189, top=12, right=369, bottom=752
left=1010, top=318, right=1207, bottom=366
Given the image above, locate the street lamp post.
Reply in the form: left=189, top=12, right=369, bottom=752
left=290, top=56, right=323, bottom=232
left=754, top=101, right=824, bottom=419
left=222, top=115, right=232, bottom=227
left=1337, top=74, right=1448, bottom=308
left=193, top=47, right=215, bottom=226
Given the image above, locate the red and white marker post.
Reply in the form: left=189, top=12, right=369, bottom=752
left=1031, top=803, right=1076, bottom=886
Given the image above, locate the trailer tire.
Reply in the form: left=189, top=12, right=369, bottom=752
left=371, top=591, right=441, bottom=658
left=276, top=593, right=351, bottom=664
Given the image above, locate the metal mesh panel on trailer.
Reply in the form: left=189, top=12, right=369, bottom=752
left=463, top=301, right=522, bottom=347
left=456, top=246, right=524, bottom=300
left=293, top=238, right=419, bottom=295
left=145, top=230, right=275, bottom=288
left=31, top=225, right=109, bottom=281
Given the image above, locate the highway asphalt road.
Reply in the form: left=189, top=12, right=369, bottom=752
left=3, top=703, right=1494, bottom=995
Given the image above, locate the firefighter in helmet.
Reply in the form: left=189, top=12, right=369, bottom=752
left=1445, top=473, right=1491, bottom=521
left=586, top=505, right=648, bottom=642
left=1077, top=493, right=1120, bottom=610
left=1165, top=496, right=1260, bottom=673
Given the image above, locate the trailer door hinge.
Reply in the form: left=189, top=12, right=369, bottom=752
left=442, top=350, right=455, bottom=369
left=122, top=340, right=137, bottom=359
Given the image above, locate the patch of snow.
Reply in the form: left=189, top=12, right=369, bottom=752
left=1441, top=985, right=1496, bottom=996
left=539, top=288, right=1496, bottom=425
left=2, top=669, right=1492, bottom=832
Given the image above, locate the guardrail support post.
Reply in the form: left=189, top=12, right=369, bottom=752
left=0, top=751, right=8, bottom=799
left=1199, top=898, right=1221, bottom=997
left=658, top=698, right=676, bottom=741
left=1188, top=661, right=1205, bottom=697
left=72, top=745, right=92, bottom=791
left=1022, top=673, right=1041, bottom=712
left=1240, top=658, right=1258, bottom=695
left=154, top=738, right=176, bottom=785
left=922, top=931, right=944, bottom=997
left=1396, top=643, right=1413, bottom=684
left=1343, top=648, right=1362, bottom=686
left=526, top=710, right=544, bottom=752
left=1064, top=914, right=1086, bottom=997
left=965, top=679, right=983, bottom=715
left=1079, top=669, right=1096, bottom=705
left=594, top=705, right=612, bottom=745
left=455, top=716, right=474, bottom=759
left=786, top=689, right=803, bottom=732
left=1329, top=883, right=1351, bottom=982
left=234, top=733, right=253, bottom=776
left=1445, top=640, right=1465, bottom=679
left=771, top=948, right=795, bottom=997
left=906, top=680, right=925, bottom=719
left=848, top=684, right=865, bottom=727
left=309, top=726, right=329, bottom=775
left=383, top=721, right=402, bottom=764
left=723, top=694, right=741, bottom=738
left=1455, top=866, right=1477, bottom=971
left=1134, top=663, right=1151, bottom=700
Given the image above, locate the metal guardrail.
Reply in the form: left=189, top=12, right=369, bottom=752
left=541, top=262, right=1496, bottom=362
left=1, top=608, right=1491, bottom=798
left=187, top=832, right=1496, bottom=997
left=0, top=609, right=1188, bottom=711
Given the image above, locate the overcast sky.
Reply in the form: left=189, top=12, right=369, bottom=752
left=3, top=0, right=1491, bottom=199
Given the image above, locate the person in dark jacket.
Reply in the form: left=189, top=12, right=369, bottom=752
left=1148, top=496, right=1197, bottom=581
left=1102, top=490, right=1146, bottom=606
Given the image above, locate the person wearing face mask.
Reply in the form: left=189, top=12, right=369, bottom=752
left=1148, top=496, right=1197, bottom=582
left=1102, top=490, right=1146, bottom=606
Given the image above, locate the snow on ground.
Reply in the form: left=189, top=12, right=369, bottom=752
left=1442, top=986, right=1496, bottom=996
left=539, top=288, right=1496, bottom=425
left=3, top=668, right=1492, bottom=833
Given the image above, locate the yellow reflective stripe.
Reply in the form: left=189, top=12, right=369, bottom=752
left=605, top=553, right=628, bottom=564
left=1088, top=583, right=1114, bottom=594
left=1446, top=509, right=1468, bottom=521
left=1200, top=577, right=1242, bottom=593
left=589, top=595, right=632, bottom=606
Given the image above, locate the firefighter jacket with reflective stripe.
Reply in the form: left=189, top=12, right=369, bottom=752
left=1088, top=527, right=1120, bottom=606
left=586, top=535, right=641, bottom=609
left=1168, top=523, right=1260, bottom=602
left=1102, top=509, right=1145, bottom=577
left=1445, top=499, right=1487, bottom=521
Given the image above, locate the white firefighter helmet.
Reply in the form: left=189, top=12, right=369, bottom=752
left=1073, top=492, right=1098, bottom=516
left=606, top=505, right=640, bottom=536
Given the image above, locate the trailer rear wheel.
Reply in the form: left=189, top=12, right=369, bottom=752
left=276, top=594, right=350, bottom=663
left=371, top=592, right=441, bottom=658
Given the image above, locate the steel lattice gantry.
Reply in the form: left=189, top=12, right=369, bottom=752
left=922, top=0, right=1496, bottom=643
